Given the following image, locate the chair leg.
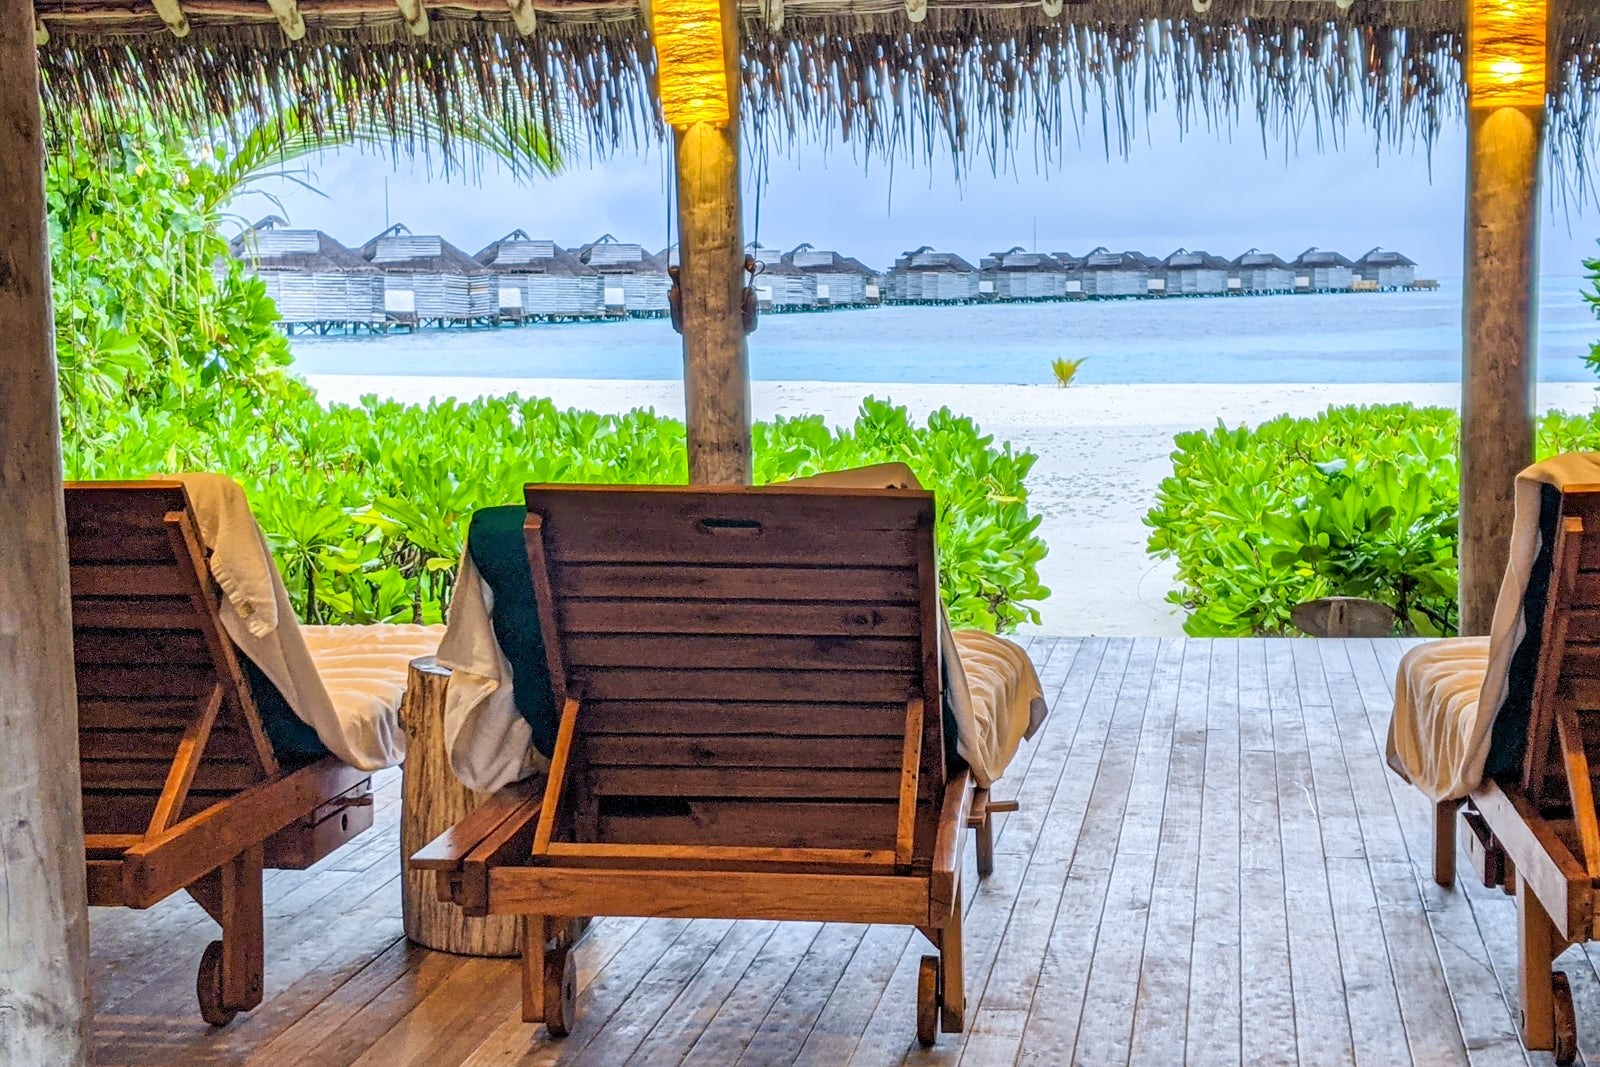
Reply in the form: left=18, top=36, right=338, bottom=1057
left=520, top=915, right=546, bottom=1024
left=939, top=884, right=966, bottom=1034
left=1434, top=798, right=1462, bottom=888
left=1517, top=880, right=1558, bottom=1052
left=974, top=812, right=995, bottom=880
left=219, top=844, right=265, bottom=1013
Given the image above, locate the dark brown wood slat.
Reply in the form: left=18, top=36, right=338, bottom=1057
left=69, top=563, right=192, bottom=597
left=582, top=700, right=908, bottom=737
left=71, top=628, right=211, bottom=666
left=80, top=792, right=162, bottom=836
left=1564, top=608, right=1600, bottom=642
left=553, top=563, right=920, bottom=603
left=1573, top=573, right=1600, bottom=610
left=70, top=597, right=204, bottom=631
left=595, top=799, right=899, bottom=851
left=582, top=734, right=904, bottom=770
left=528, top=486, right=929, bottom=567
left=78, top=698, right=213, bottom=730
left=559, top=599, right=921, bottom=638
left=564, top=633, right=919, bottom=672
left=80, top=725, right=256, bottom=764
left=63, top=484, right=189, bottom=565
left=578, top=668, right=913, bottom=704
left=587, top=766, right=903, bottom=800
left=73, top=664, right=217, bottom=699
left=80, top=758, right=263, bottom=794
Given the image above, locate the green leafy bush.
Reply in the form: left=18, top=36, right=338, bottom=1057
left=1146, top=404, right=1461, bottom=637
left=1147, top=403, right=1600, bottom=637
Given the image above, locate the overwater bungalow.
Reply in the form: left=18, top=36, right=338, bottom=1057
left=361, top=224, right=495, bottom=326
left=475, top=230, right=603, bottom=321
left=884, top=246, right=981, bottom=303
left=1162, top=249, right=1233, bottom=296
left=1356, top=248, right=1420, bottom=290
left=1052, top=251, right=1089, bottom=297
left=783, top=244, right=879, bottom=307
left=746, top=242, right=813, bottom=309
left=10, top=0, right=1600, bottom=1064
left=980, top=247, right=1069, bottom=301
left=1294, top=247, right=1358, bottom=292
left=1081, top=248, right=1157, bottom=298
left=573, top=235, right=671, bottom=316
left=1230, top=249, right=1297, bottom=294
left=230, top=217, right=384, bottom=331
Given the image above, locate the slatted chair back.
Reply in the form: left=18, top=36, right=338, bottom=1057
left=523, top=484, right=945, bottom=872
left=65, top=482, right=279, bottom=843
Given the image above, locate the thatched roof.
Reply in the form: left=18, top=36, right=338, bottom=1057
left=361, top=224, right=486, bottom=273
left=575, top=234, right=668, bottom=273
left=32, top=2, right=1600, bottom=182
left=477, top=229, right=596, bottom=275
left=1357, top=247, right=1418, bottom=268
left=230, top=216, right=373, bottom=273
left=1083, top=248, right=1157, bottom=270
left=784, top=244, right=876, bottom=277
left=983, top=247, right=1065, bottom=272
left=891, top=246, right=978, bottom=274
left=1164, top=249, right=1231, bottom=271
left=1233, top=248, right=1291, bottom=270
left=1294, top=247, right=1356, bottom=269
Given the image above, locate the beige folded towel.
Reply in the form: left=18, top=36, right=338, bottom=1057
left=166, top=472, right=279, bottom=638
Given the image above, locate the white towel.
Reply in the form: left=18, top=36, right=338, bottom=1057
left=1387, top=452, right=1600, bottom=801
left=437, top=552, right=545, bottom=792
left=164, top=472, right=279, bottom=638
left=165, top=473, right=428, bottom=771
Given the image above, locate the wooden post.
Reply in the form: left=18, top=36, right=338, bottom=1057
left=674, top=0, right=751, bottom=486
left=0, top=1, right=93, bottom=1062
left=1460, top=102, right=1544, bottom=634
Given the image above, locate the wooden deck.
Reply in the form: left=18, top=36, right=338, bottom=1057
left=90, top=638, right=1594, bottom=1066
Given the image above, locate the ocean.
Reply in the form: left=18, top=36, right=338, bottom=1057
left=288, top=276, right=1597, bottom=386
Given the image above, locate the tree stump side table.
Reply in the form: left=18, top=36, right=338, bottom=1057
left=399, top=656, right=522, bottom=957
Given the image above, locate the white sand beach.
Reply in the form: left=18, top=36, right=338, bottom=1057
left=304, top=375, right=1600, bottom=636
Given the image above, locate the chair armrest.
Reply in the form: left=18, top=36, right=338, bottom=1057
left=931, top=768, right=974, bottom=917
left=410, top=778, right=542, bottom=871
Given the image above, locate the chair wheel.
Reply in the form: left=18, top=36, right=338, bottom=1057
left=543, top=946, right=578, bottom=1038
left=196, top=940, right=238, bottom=1027
left=916, top=954, right=940, bottom=1047
left=1553, top=971, right=1578, bottom=1066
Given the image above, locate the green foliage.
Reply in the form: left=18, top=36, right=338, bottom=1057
left=1145, top=405, right=1461, bottom=637
left=1051, top=356, right=1087, bottom=388
left=1147, top=403, right=1600, bottom=637
left=51, top=116, right=1045, bottom=633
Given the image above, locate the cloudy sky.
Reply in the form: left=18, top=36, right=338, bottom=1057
left=239, top=105, right=1596, bottom=280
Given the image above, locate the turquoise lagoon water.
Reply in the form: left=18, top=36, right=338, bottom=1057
left=288, top=277, right=1597, bottom=385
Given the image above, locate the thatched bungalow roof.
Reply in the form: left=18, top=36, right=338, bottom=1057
left=891, top=247, right=978, bottom=275
left=1083, top=248, right=1157, bottom=271
left=1163, top=249, right=1231, bottom=272
left=229, top=216, right=373, bottom=273
left=32, top=2, right=1600, bottom=181
left=1232, top=248, right=1292, bottom=271
left=1294, top=247, right=1356, bottom=270
left=1356, top=247, right=1419, bottom=270
left=784, top=244, right=876, bottom=278
left=575, top=234, right=667, bottom=274
left=983, top=247, right=1065, bottom=273
left=476, top=230, right=596, bottom=277
left=361, top=224, right=486, bottom=274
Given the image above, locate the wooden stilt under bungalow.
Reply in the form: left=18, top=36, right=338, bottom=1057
left=3, top=0, right=1595, bottom=1060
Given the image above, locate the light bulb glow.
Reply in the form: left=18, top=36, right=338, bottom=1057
left=651, top=0, right=731, bottom=128
left=1468, top=0, right=1548, bottom=109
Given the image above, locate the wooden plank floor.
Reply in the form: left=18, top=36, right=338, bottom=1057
left=90, top=638, right=1600, bottom=1066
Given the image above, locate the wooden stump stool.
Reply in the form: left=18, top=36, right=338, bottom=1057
left=399, top=657, right=522, bottom=956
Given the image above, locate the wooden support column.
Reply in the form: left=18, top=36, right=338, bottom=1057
left=1461, top=102, right=1544, bottom=635
left=0, top=1, right=93, bottom=1063
left=673, top=0, right=751, bottom=486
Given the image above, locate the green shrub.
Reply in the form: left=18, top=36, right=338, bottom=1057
left=1051, top=357, right=1087, bottom=387
left=1145, top=404, right=1461, bottom=636
left=1147, top=403, right=1600, bottom=637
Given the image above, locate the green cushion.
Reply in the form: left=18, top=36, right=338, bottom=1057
left=466, top=505, right=561, bottom=758
left=241, top=656, right=330, bottom=763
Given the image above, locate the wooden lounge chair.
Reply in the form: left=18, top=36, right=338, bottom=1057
left=1432, top=483, right=1600, bottom=1064
left=67, top=481, right=375, bottom=1026
left=416, top=484, right=1012, bottom=1044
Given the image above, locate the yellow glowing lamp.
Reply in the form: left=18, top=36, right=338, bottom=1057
left=1468, top=0, right=1548, bottom=109
left=651, top=0, right=731, bottom=128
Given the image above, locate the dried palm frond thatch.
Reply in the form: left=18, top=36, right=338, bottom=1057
left=32, top=0, right=1600, bottom=189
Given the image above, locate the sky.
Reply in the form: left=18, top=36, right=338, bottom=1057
left=237, top=106, right=1597, bottom=280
